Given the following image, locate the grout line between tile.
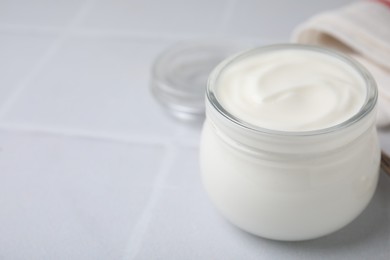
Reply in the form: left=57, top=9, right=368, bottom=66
left=70, top=28, right=208, bottom=41
left=0, top=16, right=277, bottom=45
left=0, top=121, right=201, bottom=149
left=0, top=21, right=262, bottom=44
left=0, top=24, right=61, bottom=35
left=0, top=122, right=171, bottom=147
left=66, top=29, right=277, bottom=46
left=122, top=142, right=178, bottom=260
left=0, top=23, right=215, bottom=42
left=0, top=0, right=96, bottom=119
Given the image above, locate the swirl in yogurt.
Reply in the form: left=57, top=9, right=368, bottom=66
left=215, top=49, right=366, bottom=131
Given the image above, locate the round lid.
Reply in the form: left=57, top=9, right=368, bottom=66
left=150, top=41, right=245, bottom=123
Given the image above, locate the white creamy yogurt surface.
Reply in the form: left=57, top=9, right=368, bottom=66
left=216, top=49, right=367, bottom=131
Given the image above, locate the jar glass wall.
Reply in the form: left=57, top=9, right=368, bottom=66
left=200, top=44, right=380, bottom=241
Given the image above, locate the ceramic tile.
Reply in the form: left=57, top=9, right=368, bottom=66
left=223, top=0, right=356, bottom=40
left=135, top=186, right=253, bottom=260
left=0, top=0, right=84, bottom=27
left=0, top=32, right=54, bottom=107
left=136, top=146, right=253, bottom=259
left=79, top=0, right=229, bottom=36
left=163, top=147, right=201, bottom=189
left=0, top=129, right=166, bottom=259
left=172, top=123, right=203, bottom=147
left=1, top=36, right=177, bottom=138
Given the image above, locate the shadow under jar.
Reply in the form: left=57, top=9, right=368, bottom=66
left=200, top=44, right=380, bottom=241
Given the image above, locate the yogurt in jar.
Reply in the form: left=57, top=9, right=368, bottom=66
left=216, top=49, right=366, bottom=131
left=200, top=44, right=380, bottom=241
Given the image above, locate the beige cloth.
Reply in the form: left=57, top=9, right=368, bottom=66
left=292, top=1, right=390, bottom=127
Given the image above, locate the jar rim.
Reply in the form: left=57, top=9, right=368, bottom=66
left=206, top=44, right=378, bottom=137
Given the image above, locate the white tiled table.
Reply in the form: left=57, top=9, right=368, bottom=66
left=0, top=0, right=389, bottom=259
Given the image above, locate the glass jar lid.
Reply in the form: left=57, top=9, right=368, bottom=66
left=150, top=41, right=247, bottom=123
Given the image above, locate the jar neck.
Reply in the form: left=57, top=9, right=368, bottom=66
left=205, top=100, right=377, bottom=156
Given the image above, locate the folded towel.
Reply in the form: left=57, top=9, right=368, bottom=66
left=292, top=0, right=390, bottom=127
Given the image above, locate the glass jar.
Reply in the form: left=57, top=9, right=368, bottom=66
left=200, top=44, right=380, bottom=241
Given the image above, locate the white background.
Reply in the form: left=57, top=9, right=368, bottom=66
left=0, top=0, right=389, bottom=259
